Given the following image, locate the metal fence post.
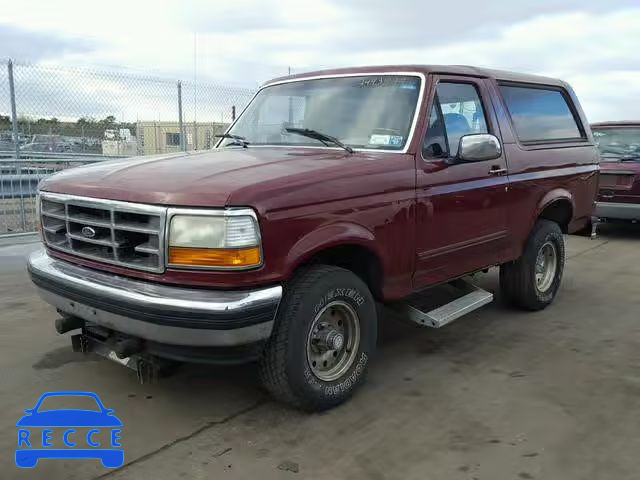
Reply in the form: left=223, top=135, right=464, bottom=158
left=8, top=60, right=20, bottom=160
left=177, top=81, right=186, bottom=151
left=194, top=121, right=198, bottom=150
left=8, top=59, right=26, bottom=230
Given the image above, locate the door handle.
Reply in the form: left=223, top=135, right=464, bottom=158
left=489, top=166, right=508, bottom=176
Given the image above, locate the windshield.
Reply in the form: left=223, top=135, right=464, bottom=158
left=593, top=127, right=640, bottom=162
left=221, top=75, right=422, bottom=151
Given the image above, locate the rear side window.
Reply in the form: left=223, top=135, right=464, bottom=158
left=499, top=84, right=583, bottom=143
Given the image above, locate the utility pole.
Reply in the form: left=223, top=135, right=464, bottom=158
left=177, top=81, right=186, bottom=151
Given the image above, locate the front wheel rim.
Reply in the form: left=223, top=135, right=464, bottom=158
left=306, top=300, right=360, bottom=382
left=535, top=241, right=558, bottom=293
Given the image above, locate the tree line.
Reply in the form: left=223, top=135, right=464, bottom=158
left=0, top=115, right=136, bottom=138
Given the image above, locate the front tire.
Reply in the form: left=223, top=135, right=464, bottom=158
left=259, top=265, right=377, bottom=411
left=500, top=219, right=565, bottom=311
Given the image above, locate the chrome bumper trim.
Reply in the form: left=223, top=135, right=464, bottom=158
left=595, top=201, right=640, bottom=220
left=27, top=249, right=282, bottom=346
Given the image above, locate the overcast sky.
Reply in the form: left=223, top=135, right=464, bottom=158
left=1, top=0, right=639, bottom=122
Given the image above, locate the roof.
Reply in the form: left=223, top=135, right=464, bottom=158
left=264, top=65, right=566, bottom=87
left=591, top=121, right=640, bottom=128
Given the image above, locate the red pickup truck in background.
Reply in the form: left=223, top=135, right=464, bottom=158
left=591, top=121, right=640, bottom=223
left=28, top=65, right=599, bottom=411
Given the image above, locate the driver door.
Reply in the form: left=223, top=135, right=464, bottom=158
left=414, top=75, right=511, bottom=288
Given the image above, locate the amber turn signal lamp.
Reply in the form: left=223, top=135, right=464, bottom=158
left=168, top=246, right=261, bottom=268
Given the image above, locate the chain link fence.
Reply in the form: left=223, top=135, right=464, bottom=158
left=0, top=60, right=259, bottom=235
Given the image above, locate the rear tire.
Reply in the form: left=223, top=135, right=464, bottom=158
left=259, top=265, right=377, bottom=411
left=500, top=219, right=565, bottom=311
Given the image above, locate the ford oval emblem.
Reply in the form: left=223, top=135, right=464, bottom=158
left=81, top=226, right=96, bottom=239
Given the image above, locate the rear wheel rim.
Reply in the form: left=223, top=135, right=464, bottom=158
left=535, top=241, right=558, bottom=293
left=306, top=300, right=360, bottom=382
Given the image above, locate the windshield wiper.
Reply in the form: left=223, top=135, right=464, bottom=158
left=216, top=133, right=246, bottom=141
left=215, top=133, right=250, bottom=148
left=285, top=128, right=354, bottom=154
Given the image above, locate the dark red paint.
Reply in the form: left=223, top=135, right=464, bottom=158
left=591, top=122, right=640, bottom=205
left=41, top=65, right=600, bottom=301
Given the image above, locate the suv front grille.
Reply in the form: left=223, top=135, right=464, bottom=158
left=40, top=193, right=166, bottom=273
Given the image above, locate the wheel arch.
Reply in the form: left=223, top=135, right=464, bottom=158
left=535, top=190, right=575, bottom=233
left=285, top=223, right=385, bottom=300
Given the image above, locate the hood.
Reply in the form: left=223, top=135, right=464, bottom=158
left=40, top=148, right=362, bottom=207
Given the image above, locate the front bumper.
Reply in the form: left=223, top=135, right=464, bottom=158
left=27, top=249, right=282, bottom=347
left=594, top=201, right=640, bottom=220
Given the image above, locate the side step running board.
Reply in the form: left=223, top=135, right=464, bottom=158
left=395, top=279, right=493, bottom=328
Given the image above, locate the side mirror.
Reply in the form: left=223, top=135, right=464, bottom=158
left=457, top=134, right=502, bottom=162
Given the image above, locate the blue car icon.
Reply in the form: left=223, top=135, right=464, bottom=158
left=16, top=391, right=123, bottom=468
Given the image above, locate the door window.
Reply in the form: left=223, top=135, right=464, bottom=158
left=423, top=82, right=489, bottom=158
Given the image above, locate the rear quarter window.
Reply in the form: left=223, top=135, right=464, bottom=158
left=499, top=84, right=584, bottom=143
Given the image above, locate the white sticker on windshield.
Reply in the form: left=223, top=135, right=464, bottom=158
left=389, top=135, right=403, bottom=146
left=369, top=134, right=390, bottom=145
left=369, top=134, right=403, bottom=146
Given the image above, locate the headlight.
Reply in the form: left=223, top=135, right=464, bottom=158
left=167, top=210, right=262, bottom=269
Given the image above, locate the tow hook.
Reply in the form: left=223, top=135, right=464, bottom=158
left=110, top=338, right=143, bottom=359
left=54, top=315, right=84, bottom=334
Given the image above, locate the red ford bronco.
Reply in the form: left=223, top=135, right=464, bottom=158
left=591, top=121, right=640, bottom=223
left=28, top=65, right=599, bottom=410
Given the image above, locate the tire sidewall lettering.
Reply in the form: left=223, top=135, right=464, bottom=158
left=305, top=286, right=371, bottom=399
left=303, top=365, right=323, bottom=391
left=324, top=352, right=368, bottom=397
left=312, top=287, right=366, bottom=316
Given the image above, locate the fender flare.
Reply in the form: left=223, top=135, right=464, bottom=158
left=536, top=188, right=575, bottom=216
left=533, top=188, right=575, bottom=231
left=284, top=222, right=384, bottom=276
